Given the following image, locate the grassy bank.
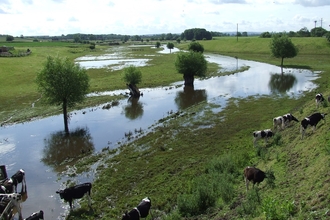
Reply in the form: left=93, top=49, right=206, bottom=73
left=2, top=37, right=330, bottom=219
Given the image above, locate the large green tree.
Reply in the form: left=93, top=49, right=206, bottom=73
left=175, top=51, right=207, bottom=87
left=36, top=56, right=90, bottom=133
left=270, top=34, right=298, bottom=67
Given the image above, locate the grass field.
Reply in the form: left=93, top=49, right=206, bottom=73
left=1, top=36, right=330, bottom=219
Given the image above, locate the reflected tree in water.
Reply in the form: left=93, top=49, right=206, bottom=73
left=268, top=73, right=297, bottom=94
left=175, top=86, right=207, bottom=110
left=41, top=127, right=94, bottom=170
left=124, top=97, right=144, bottom=120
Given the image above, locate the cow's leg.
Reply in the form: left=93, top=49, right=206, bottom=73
left=87, top=192, right=92, bottom=208
left=69, top=199, right=73, bottom=210
left=245, top=177, right=249, bottom=192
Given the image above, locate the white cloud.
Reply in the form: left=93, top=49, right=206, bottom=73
left=294, top=0, right=330, bottom=7
left=0, top=0, right=329, bottom=36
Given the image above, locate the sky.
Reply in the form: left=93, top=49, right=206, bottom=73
left=1, top=0, right=330, bottom=37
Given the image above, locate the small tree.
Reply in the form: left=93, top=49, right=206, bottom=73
left=155, top=41, right=161, bottom=48
left=123, top=65, right=142, bottom=97
left=175, top=51, right=207, bottom=86
left=36, top=56, right=90, bottom=133
left=188, top=42, right=204, bottom=53
left=270, top=34, right=298, bottom=67
left=6, top=35, right=14, bottom=41
left=167, top=42, right=174, bottom=53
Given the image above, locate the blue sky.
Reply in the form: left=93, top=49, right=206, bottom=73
left=1, top=0, right=329, bottom=36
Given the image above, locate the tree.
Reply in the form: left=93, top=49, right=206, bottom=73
left=167, top=42, right=174, bottom=53
left=175, top=51, right=207, bottom=87
left=6, top=35, right=14, bottom=41
left=260, top=32, right=272, bottom=38
left=297, top=27, right=310, bottom=37
left=36, top=56, right=90, bottom=133
left=188, top=42, right=204, bottom=53
left=155, top=41, right=161, bottom=48
left=310, top=27, right=327, bottom=37
left=123, top=65, right=142, bottom=97
left=270, top=35, right=298, bottom=67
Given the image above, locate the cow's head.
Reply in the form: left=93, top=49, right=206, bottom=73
left=56, top=190, right=65, bottom=199
left=121, top=211, right=130, bottom=220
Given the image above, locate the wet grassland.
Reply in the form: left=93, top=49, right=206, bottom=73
left=1, top=37, right=330, bottom=219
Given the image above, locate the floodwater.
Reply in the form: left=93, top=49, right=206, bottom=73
left=0, top=45, right=320, bottom=219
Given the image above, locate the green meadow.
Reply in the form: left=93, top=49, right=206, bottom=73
left=1, top=36, right=330, bottom=219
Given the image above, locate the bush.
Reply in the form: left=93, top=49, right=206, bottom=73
left=177, top=174, right=219, bottom=217
left=122, top=65, right=142, bottom=85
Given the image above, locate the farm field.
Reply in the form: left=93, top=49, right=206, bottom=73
left=1, top=36, right=330, bottom=219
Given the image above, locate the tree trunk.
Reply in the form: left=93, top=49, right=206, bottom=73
left=183, top=74, right=194, bottom=87
left=63, top=98, right=69, bottom=134
left=127, top=83, right=141, bottom=97
left=281, top=57, right=284, bottom=67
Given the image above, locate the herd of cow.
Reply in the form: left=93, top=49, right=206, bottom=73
left=1, top=94, right=327, bottom=219
left=246, top=93, right=328, bottom=191
left=0, top=167, right=151, bottom=220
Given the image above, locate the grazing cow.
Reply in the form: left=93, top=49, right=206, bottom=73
left=315, top=93, right=325, bottom=108
left=0, top=193, right=23, bottom=220
left=56, top=182, right=92, bottom=210
left=282, top=113, right=299, bottom=127
left=24, top=210, right=44, bottom=220
left=122, top=197, right=152, bottom=220
left=301, top=113, right=327, bottom=139
left=253, top=129, right=274, bottom=147
left=273, top=116, right=284, bottom=130
left=244, top=166, right=267, bottom=192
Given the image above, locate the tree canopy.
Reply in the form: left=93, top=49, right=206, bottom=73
left=36, top=55, right=90, bottom=133
left=123, top=65, right=142, bottom=85
left=188, top=42, right=204, bottom=53
left=181, top=28, right=212, bottom=41
left=270, top=35, right=298, bottom=67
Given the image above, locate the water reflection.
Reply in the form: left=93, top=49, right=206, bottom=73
left=41, top=127, right=94, bottom=171
left=268, top=73, right=297, bottom=94
left=123, top=97, right=144, bottom=120
left=175, top=86, right=208, bottom=110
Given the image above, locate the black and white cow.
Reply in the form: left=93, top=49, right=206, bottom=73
left=0, top=193, right=23, bottom=220
left=122, top=197, right=152, bottom=220
left=273, top=116, right=284, bottom=130
left=300, top=112, right=327, bottom=139
left=56, top=182, right=92, bottom=210
left=253, top=129, right=274, bottom=146
left=315, top=93, right=325, bottom=108
left=24, top=210, right=44, bottom=220
left=9, top=169, right=26, bottom=193
left=282, top=113, right=299, bottom=127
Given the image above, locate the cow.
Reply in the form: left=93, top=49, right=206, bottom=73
left=0, top=193, right=23, bottom=220
left=315, top=93, right=325, bottom=108
left=273, top=116, right=284, bottom=130
left=301, top=113, right=327, bottom=139
left=244, top=166, right=271, bottom=192
left=122, top=197, right=152, bottom=220
left=282, top=113, right=299, bottom=127
left=8, top=169, right=26, bottom=193
left=253, top=129, right=274, bottom=147
left=56, top=182, right=92, bottom=210
left=24, top=210, right=44, bottom=220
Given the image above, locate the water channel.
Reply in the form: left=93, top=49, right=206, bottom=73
left=0, top=45, right=320, bottom=219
